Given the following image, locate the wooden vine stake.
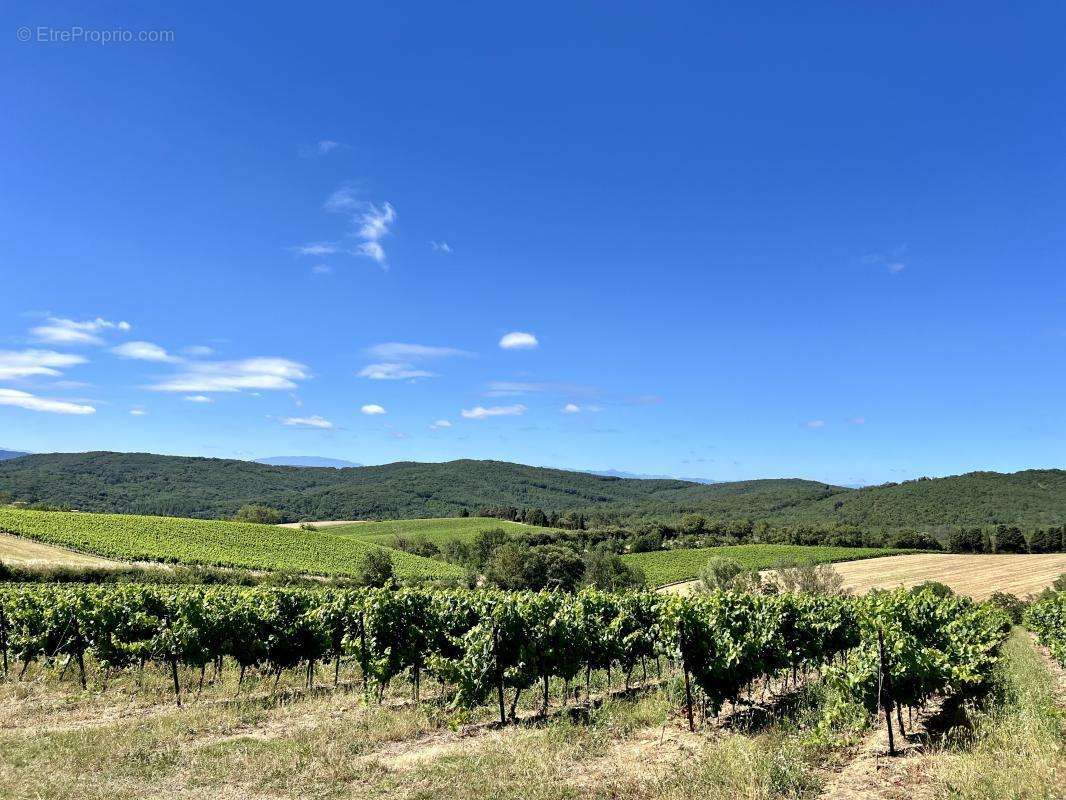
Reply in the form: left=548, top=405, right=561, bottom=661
left=876, top=628, right=895, bottom=756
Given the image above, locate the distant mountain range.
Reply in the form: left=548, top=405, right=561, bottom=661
left=583, top=469, right=720, bottom=485
left=256, top=456, right=363, bottom=469
left=1, top=450, right=1065, bottom=533
left=0, top=450, right=30, bottom=461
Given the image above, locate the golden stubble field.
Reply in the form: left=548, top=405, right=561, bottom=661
left=663, top=553, right=1066, bottom=599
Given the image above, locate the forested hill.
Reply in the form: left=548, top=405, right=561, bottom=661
left=770, top=469, right=1066, bottom=531
left=2, top=452, right=1065, bottom=532
left=0, top=451, right=835, bottom=521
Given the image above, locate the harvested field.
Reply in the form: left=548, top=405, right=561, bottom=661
left=662, top=553, right=1066, bottom=599
left=0, top=531, right=118, bottom=568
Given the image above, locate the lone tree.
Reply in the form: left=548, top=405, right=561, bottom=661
left=359, top=549, right=395, bottom=587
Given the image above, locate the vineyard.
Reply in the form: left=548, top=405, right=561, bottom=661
left=324, top=516, right=557, bottom=545
left=0, top=507, right=460, bottom=581
left=0, top=581, right=1009, bottom=735
left=1026, top=592, right=1066, bottom=665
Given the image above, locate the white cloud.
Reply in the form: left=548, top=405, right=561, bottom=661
left=323, top=185, right=360, bottom=213
left=430, top=241, right=452, bottom=253
left=806, top=420, right=826, bottom=428
left=31, top=317, right=130, bottom=346
left=352, top=202, right=396, bottom=265
left=357, top=363, right=437, bottom=380
left=499, top=331, right=538, bottom=350
left=461, top=404, right=527, bottom=419
left=182, top=345, right=214, bottom=357
left=299, top=140, right=345, bottom=158
left=562, top=403, right=581, bottom=414
left=367, top=342, right=471, bottom=360
left=312, top=264, right=332, bottom=275
left=357, top=202, right=396, bottom=241
left=280, top=415, right=334, bottom=429
left=0, top=349, right=87, bottom=379
left=129, top=408, right=148, bottom=416
left=863, top=246, right=908, bottom=275
left=429, top=419, right=452, bottom=430
left=147, top=357, right=309, bottom=393
left=184, top=395, right=213, bottom=403
left=361, top=404, right=387, bottom=415
left=484, top=380, right=595, bottom=397
left=111, top=341, right=178, bottom=363
left=355, top=241, right=386, bottom=264
left=0, top=388, right=95, bottom=415
left=292, top=242, right=339, bottom=257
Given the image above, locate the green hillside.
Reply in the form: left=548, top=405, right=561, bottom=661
left=0, top=451, right=835, bottom=521
left=769, top=470, right=1066, bottom=532
left=0, top=507, right=460, bottom=581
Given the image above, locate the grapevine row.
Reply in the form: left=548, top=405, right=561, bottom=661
left=1025, top=592, right=1066, bottom=666
left=0, top=583, right=1008, bottom=727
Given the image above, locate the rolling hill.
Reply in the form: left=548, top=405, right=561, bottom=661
left=0, top=451, right=835, bottom=521
left=2, top=452, right=1066, bottom=533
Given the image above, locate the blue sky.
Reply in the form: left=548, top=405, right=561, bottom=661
left=1, top=2, right=1064, bottom=486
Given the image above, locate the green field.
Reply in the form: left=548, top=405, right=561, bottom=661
left=0, top=508, right=461, bottom=581
left=326, top=516, right=557, bottom=545
left=622, top=543, right=905, bottom=587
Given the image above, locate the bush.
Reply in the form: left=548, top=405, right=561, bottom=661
left=911, top=580, right=954, bottom=598
left=949, top=527, right=986, bottom=553
left=698, top=556, right=747, bottom=592
left=359, top=549, right=395, bottom=587
left=987, top=591, right=1026, bottom=624
left=583, top=552, right=646, bottom=591
left=233, top=504, right=285, bottom=524
left=774, top=561, right=845, bottom=596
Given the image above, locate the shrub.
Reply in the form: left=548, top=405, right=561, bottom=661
left=233, top=504, right=285, bottom=524
left=359, top=549, right=395, bottom=587
left=890, top=530, right=942, bottom=550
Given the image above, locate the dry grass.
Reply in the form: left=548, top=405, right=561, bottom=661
left=663, top=553, right=1066, bottom=599
left=0, top=531, right=118, bottom=568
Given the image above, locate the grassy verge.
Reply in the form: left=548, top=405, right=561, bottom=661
left=622, top=544, right=906, bottom=587
left=0, top=670, right=857, bottom=800
left=926, top=627, right=1065, bottom=800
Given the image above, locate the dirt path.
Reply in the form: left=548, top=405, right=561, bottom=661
left=275, top=520, right=366, bottom=529
left=662, top=553, right=1066, bottom=600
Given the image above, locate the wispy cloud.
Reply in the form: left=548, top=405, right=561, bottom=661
left=323, top=185, right=361, bottom=213
left=357, top=342, right=471, bottom=381
left=461, top=404, right=527, bottom=419
left=485, top=380, right=596, bottom=398
left=182, top=345, right=214, bottom=357
left=0, top=388, right=95, bottom=415
left=31, top=317, right=130, bottom=346
left=862, top=245, right=908, bottom=274
left=147, top=357, right=309, bottom=393
left=430, top=241, right=452, bottom=253
left=806, top=420, right=826, bottom=428
left=353, top=202, right=396, bottom=265
left=561, top=403, right=600, bottom=413
left=367, top=343, right=471, bottom=360
left=299, top=140, right=345, bottom=158
left=360, top=404, right=387, bottom=415
left=357, top=363, right=437, bottom=380
left=280, top=415, right=334, bottom=429
left=292, top=242, right=339, bottom=257
left=499, top=331, right=538, bottom=350
left=312, top=264, right=332, bottom=275
left=129, top=408, right=148, bottom=417
left=0, top=350, right=87, bottom=380
left=112, top=341, right=179, bottom=363
left=184, top=395, right=213, bottom=403
left=848, top=417, right=866, bottom=425
left=429, top=419, right=452, bottom=430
